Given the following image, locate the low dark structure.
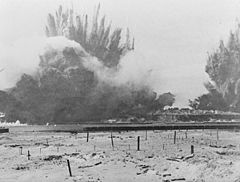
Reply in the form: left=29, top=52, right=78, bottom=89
left=84, top=122, right=240, bottom=132
left=8, top=122, right=240, bottom=133
left=0, top=128, right=9, bottom=133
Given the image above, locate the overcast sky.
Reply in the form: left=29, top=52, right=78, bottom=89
left=1, top=0, right=240, bottom=107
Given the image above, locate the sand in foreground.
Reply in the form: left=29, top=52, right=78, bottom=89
left=0, top=129, right=240, bottom=182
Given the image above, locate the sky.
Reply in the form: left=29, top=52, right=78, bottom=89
left=1, top=0, right=240, bottom=107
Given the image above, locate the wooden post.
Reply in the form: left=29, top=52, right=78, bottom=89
left=174, top=131, right=176, bottom=144
left=40, top=148, right=41, bottom=154
left=87, top=131, right=89, bottom=142
left=27, top=150, right=31, bottom=160
left=185, top=130, right=188, bottom=139
left=217, top=128, right=219, bottom=141
left=111, top=131, right=114, bottom=149
left=57, top=147, right=59, bottom=152
left=191, top=145, right=194, bottom=154
left=137, top=136, right=140, bottom=151
left=145, top=130, right=147, bottom=140
left=46, top=139, right=48, bottom=145
left=67, top=159, right=72, bottom=177
left=19, top=147, right=23, bottom=155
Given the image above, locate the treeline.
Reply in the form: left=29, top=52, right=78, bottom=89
left=190, top=24, right=240, bottom=112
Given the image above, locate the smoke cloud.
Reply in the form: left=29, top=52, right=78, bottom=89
left=39, top=36, right=154, bottom=91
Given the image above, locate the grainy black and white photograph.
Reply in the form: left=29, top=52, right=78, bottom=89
left=1, top=0, right=240, bottom=181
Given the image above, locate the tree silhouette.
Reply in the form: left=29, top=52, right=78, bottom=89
left=205, top=24, right=240, bottom=111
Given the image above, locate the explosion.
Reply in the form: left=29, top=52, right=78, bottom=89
left=1, top=5, right=175, bottom=124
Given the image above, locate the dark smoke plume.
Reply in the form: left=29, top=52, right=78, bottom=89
left=5, top=5, right=174, bottom=124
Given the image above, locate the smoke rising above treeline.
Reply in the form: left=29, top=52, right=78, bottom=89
left=0, top=5, right=175, bottom=123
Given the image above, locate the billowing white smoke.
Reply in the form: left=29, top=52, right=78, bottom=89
left=82, top=54, right=152, bottom=88
left=41, top=36, right=153, bottom=89
left=0, top=120, right=27, bottom=127
left=41, top=36, right=88, bottom=56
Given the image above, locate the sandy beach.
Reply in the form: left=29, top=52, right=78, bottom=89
left=0, top=129, right=240, bottom=182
